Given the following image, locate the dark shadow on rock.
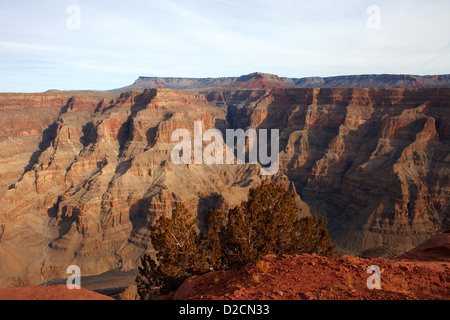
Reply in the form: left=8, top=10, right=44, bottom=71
left=115, top=159, right=132, bottom=177
left=423, top=139, right=449, bottom=228
left=117, top=118, right=131, bottom=157
left=129, top=199, right=147, bottom=232
left=94, top=100, right=107, bottom=113
left=23, top=122, right=59, bottom=173
left=146, top=127, right=157, bottom=149
left=59, top=97, right=72, bottom=116
left=146, top=113, right=174, bottom=149
left=47, top=195, right=62, bottom=219
left=197, top=193, right=226, bottom=233
left=22, top=97, right=75, bottom=176
left=127, top=198, right=152, bottom=250
left=80, top=122, right=98, bottom=147
left=214, top=118, right=228, bottom=136
left=117, top=93, right=156, bottom=157
left=47, top=202, right=79, bottom=241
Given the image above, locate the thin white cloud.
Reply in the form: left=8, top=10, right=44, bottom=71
left=0, top=0, right=449, bottom=92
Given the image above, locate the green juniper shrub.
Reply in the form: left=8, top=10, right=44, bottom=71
left=136, top=182, right=335, bottom=299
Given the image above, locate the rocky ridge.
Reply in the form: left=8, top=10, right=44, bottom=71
left=160, top=253, right=449, bottom=300
left=111, top=73, right=450, bottom=93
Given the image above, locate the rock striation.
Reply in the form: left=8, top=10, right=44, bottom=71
left=205, top=88, right=449, bottom=254
left=0, top=87, right=448, bottom=288
left=0, top=88, right=303, bottom=287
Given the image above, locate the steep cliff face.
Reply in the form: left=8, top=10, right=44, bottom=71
left=0, top=92, right=115, bottom=199
left=0, top=89, right=304, bottom=287
left=205, top=88, right=450, bottom=253
left=0, top=88, right=448, bottom=288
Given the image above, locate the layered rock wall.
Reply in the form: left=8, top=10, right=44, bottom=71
left=0, top=88, right=448, bottom=287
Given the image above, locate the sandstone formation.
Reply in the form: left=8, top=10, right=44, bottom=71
left=111, top=73, right=450, bottom=93
left=0, top=91, right=117, bottom=199
left=0, top=86, right=448, bottom=289
left=206, top=88, right=449, bottom=253
left=0, top=88, right=303, bottom=288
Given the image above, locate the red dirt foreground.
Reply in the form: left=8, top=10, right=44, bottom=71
left=160, top=254, right=449, bottom=300
left=0, top=285, right=113, bottom=300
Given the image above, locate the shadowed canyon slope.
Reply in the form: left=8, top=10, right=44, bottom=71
left=0, top=87, right=449, bottom=288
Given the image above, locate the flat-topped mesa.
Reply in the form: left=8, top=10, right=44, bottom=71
left=219, top=72, right=290, bottom=90
left=121, top=77, right=238, bottom=92
left=239, top=72, right=287, bottom=81
left=111, top=72, right=450, bottom=92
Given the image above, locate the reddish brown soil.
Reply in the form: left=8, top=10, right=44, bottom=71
left=161, top=254, right=450, bottom=301
left=0, top=285, right=114, bottom=300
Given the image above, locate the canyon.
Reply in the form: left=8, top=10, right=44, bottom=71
left=0, top=74, right=449, bottom=288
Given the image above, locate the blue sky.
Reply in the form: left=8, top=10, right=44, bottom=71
left=0, top=0, right=449, bottom=92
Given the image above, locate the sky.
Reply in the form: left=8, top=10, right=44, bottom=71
left=0, top=0, right=449, bottom=92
